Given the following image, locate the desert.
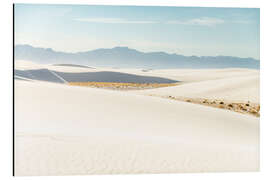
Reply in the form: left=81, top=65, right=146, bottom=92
left=14, top=60, right=259, bottom=175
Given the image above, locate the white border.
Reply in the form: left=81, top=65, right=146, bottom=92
left=1, top=0, right=269, bottom=179
left=12, top=0, right=262, bottom=8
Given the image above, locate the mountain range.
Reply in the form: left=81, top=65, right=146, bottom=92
left=15, top=44, right=260, bottom=69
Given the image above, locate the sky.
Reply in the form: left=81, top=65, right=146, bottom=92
left=14, top=4, right=260, bottom=59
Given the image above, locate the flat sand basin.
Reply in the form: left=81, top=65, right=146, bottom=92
left=69, top=81, right=179, bottom=90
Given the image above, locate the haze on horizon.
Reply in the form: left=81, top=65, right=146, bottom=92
left=14, top=4, right=260, bottom=59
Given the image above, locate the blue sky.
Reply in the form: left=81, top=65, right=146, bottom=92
left=15, top=4, right=260, bottom=59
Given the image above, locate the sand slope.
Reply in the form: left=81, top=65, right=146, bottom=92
left=15, top=61, right=178, bottom=84
left=15, top=80, right=259, bottom=176
left=15, top=60, right=260, bottom=104
left=136, top=73, right=259, bottom=103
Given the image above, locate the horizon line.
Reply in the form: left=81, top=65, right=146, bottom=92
left=15, top=43, right=260, bottom=60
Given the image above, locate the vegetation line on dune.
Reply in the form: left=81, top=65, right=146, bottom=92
left=148, top=94, right=260, bottom=117
left=68, top=81, right=179, bottom=90
left=68, top=81, right=259, bottom=117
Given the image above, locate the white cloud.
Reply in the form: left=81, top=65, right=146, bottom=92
left=167, top=17, right=225, bottom=26
left=75, top=17, right=250, bottom=27
left=75, top=18, right=157, bottom=24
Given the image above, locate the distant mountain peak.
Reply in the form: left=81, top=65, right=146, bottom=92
left=14, top=44, right=260, bottom=69
left=113, top=46, right=130, bottom=49
left=111, top=46, right=140, bottom=53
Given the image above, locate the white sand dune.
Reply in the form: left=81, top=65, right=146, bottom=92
left=15, top=80, right=259, bottom=176
left=48, top=64, right=98, bottom=73
left=97, top=68, right=258, bottom=83
left=15, top=68, right=179, bottom=84
left=15, top=60, right=47, bottom=70
left=15, top=69, right=66, bottom=83
left=15, top=61, right=179, bottom=84
left=141, top=68, right=259, bottom=82
left=15, top=60, right=96, bottom=73
left=135, top=73, right=260, bottom=103
left=14, top=60, right=260, bottom=175
left=15, top=60, right=259, bottom=84
left=52, top=64, right=94, bottom=68
left=101, top=67, right=259, bottom=103
left=53, top=71, right=179, bottom=83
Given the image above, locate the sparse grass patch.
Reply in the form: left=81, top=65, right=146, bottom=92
left=68, top=81, right=178, bottom=90
left=150, top=95, right=260, bottom=117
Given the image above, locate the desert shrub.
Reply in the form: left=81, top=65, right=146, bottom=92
left=218, top=105, right=224, bottom=109
left=250, top=109, right=257, bottom=114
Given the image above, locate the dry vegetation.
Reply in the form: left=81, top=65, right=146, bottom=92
left=150, top=95, right=260, bottom=117
left=68, top=81, right=259, bottom=117
left=68, top=81, right=179, bottom=90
